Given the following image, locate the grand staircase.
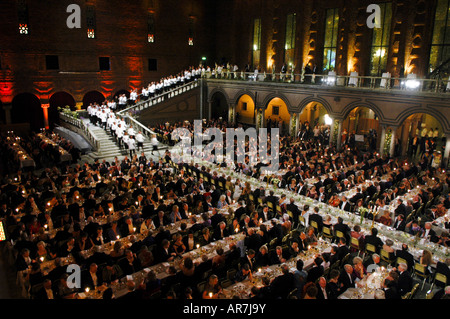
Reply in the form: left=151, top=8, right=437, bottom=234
left=81, top=120, right=166, bottom=161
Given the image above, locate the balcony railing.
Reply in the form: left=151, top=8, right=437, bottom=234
left=204, top=71, right=450, bottom=94
left=58, top=112, right=100, bottom=150
left=117, top=80, right=200, bottom=117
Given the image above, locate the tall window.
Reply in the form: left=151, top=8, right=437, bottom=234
left=252, top=18, right=262, bottom=69
left=86, top=5, right=96, bottom=39
left=148, top=12, right=155, bottom=43
left=429, top=0, right=450, bottom=73
left=188, top=16, right=195, bottom=46
left=284, top=13, right=296, bottom=67
left=323, top=8, right=339, bottom=72
left=369, top=2, right=392, bottom=76
left=18, top=0, right=29, bottom=35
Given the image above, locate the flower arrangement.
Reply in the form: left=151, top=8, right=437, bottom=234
left=58, top=106, right=79, bottom=119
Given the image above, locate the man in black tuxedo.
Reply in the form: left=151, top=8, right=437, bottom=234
left=269, top=264, right=296, bottom=299
left=213, top=221, right=229, bottom=241
left=392, top=214, right=406, bottom=232
left=336, top=237, right=350, bottom=261
left=210, top=208, right=225, bottom=229
left=152, top=211, right=170, bottom=228
left=435, top=258, right=450, bottom=283
left=81, top=263, right=103, bottom=291
left=339, top=264, right=356, bottom=292
left=339, top=196, right=352, bottom=212
left=240, top=249, right=256, bottom=271
left=363, top=227, right=384, bottom=253
left=297, top=181, right=307, bottom=196
left=155, top=239, right=176, bottom=263
left=268, top=220, right=283, bottom=243
left=315, top=276, right=331, bottom=299
left=306, top=257, right=324, bottom=283
left=383, top=278, right=401, bottom=299
left=395, top=244, right=415, bottom=272
left=246, top=228, right=264, bottom=252
left=333, top=217, right=351, bottom=244
left=260, top=205, right=273, bottom=222
left=309, top=206, right=323, bottom=233
left=233, top=201, right=247, bottom=222
left=394, top=199, right=406, bottom=216
left=396, top=263, right=413, bottom=297
left=421, top=222, right=439, bottom=243
left=35, top=279, right=57, bottom=300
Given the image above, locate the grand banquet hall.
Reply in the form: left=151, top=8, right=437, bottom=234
left=0, top=0, right=449, bottom=306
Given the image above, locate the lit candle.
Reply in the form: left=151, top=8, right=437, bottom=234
left=85, top=288, right=90, bottom=293
left=258, top=268, right=262, bottom=273
left=40, top=257, right=44, bottom=262
left=135, top=202, right=138, bottom=206
left=44, top=224, right=48, bottom=229
left=133, top=227, right=136, bottom=233
left=116, top=235, right=120, bottom=240
left=196, top=244, right=200, bottom=249
left=209, top=292, right=213, bottom=298
left=47, top=202, right=51, bottom=207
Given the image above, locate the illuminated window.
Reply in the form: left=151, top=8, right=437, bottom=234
left=369, top=2, right=392, bottom=76
left=323, top=8, right=339, bottom=72
left=87, top=29, right=95, bottom=39
left=252, top=18, right=262, bottom=68
left=19, top=23, right=28, bottom=34
left=86, top=5, right=96, bottom=39
left=429, top=0, right=450, bottom=73
left=285, top=13, right=296, bottom=67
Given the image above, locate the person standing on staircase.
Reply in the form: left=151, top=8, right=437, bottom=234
left=135, top=131, right=144, bottom=152
left=128, top=135, right=136, bottom=158
left=151, top=134, right=159, bottom=156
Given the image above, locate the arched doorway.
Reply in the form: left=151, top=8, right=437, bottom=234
left=235, top=94, right=255, bottom=126
left=299, top=101, right=330, bottom=127
left=210, top=91, right=228, bottom=121
left=396, top=113, right=445, bottom=160
left=296, top=101, right=332, bottom=142
left=82, top=91, right=105, bottom=108
left=11, top=93, right=43, bottom=131
left=49, top=91, right=76, bottom=128
left=342, top=106, right=380, bottom=152
left=264, top=97, right=290, bottom=135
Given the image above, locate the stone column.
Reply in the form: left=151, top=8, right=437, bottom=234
left=335, top=119, right=343, bottom=150
left=41, top=104, right=50, bottom=129
left=379, top=125, right=386, bottom=155
left=3, top=104, right=12, bottom=124
left=389, top=127, right=397, bottom=157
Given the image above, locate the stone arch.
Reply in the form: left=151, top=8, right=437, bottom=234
left=297, top=96, right=334, bottom=115
left=82, top=91, right=106, bottom=108
left=49, top=91, right=76, bottom=128
left=210, top=90, right=229, bottom=121
left=341, top=101, right=384, bottom=122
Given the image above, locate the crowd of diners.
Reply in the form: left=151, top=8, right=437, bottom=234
left=0, top=112, right=449, bottom=300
